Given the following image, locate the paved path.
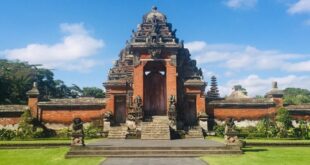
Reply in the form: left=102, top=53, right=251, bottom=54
left=88, top=138, right=225, bottom=147
left=101, top=158, right=208, bottom=165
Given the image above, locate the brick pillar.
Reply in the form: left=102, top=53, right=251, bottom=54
left=26, top=82, right=40, bottom=118
left=196, top=94, right=206, bottom=114
left=166, top=61, right=177, bottom=113
left=133, top=62, right=145, bottom=100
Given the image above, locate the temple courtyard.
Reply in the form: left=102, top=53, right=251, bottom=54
left=1, top=138, right=310, bottom=165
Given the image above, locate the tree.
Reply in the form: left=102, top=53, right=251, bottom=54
left=275, top=107, right=292, bottom=138
left=0, top=60, right=77, bottom=103
left=82, top=87, right=105, bottom=98
left=283, top=88, right=310, bottom=105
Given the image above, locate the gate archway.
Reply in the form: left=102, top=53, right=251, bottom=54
left=143, top=61, right=167, bottom=117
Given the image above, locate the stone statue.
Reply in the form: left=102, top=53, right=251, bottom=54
left=224, top=118, right=242, bottom=146
left=224, top=118, right=236, bottom=134
left=71, top=117, right=85, bottom=146
left=103, top=111, right=112, bottom=122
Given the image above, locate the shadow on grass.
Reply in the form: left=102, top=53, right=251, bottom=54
left=242, top=147, right=268, bottom=153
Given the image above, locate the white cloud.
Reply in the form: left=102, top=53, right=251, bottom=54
left=1, top=23, right=104, bottom=72
left=186, top=41, right=310, bottom=72
left=286, top=60, right=310, bottom=72
left=219, top=74, right=310, bottom=97
left=288, top=0, right=310, bottom=14
left=225, top=0, right=257, bottom=9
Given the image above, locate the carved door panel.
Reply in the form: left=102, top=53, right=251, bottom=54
left=144, top=71, right=166, bottom=116
left=184, top=96, right=197, bottom=126
left=114, top=96, right=126, bottom=123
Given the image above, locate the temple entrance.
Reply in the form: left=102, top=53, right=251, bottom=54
left=114, top=96, right=126, bottom=123
left=143, top=61, right=167, bottom=117
left=184, top=95, right=197, bottom=126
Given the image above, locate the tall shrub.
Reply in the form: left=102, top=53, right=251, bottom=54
left=275, top=107, right=292, bottom=138
left=17, top=109, right=34, bottom=139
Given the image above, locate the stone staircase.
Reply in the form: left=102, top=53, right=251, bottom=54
left=66, top=145, right=242, bottom=158
left=108, top=126, right=127, bottom=139
left=141, top=116, right=170, bottom=140
left=185, top=127, right=204, bottom=139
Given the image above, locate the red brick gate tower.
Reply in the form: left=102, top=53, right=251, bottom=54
left=104, top=7, right=206, bottom=128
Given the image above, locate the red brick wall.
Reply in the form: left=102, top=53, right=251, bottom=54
left=0, top=117, right=20, bottom=125
left=291, top=114, right=310, bottom=121
left=40, top=108, right=106, bottom=124
left=212, top=107, right=277, bottom=121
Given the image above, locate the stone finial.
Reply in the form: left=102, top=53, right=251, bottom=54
left=26, top=82, right=40, bottom=97
left=265, top=81, right=284, bottom=98
left=152, top=6, right=158, bottom=11
left=33, top=82, right=37, bottom=88
left=272, top=81, right=278, bottom=89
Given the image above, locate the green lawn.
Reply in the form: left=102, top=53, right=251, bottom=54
left=0, top=147, right=103, bottom=165
left=0, top=138, right=101, bottom=144
left=202, top=147, right=310, bottom=165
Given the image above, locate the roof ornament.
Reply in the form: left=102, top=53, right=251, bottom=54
left=272, top=81, right=278, bottom=89
left=152, top=6, right=158, bottom=11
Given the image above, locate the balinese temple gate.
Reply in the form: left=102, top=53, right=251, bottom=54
left=103, top=7, right=207, bottom=139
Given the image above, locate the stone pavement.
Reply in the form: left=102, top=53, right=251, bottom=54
left=100, top=158, right=208, bottom=165
left=88, top=138, right=225, bottom=147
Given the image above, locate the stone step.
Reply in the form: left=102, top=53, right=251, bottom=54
left=66, top=149, right=242, bottom=158
left=185, top=128, right=204, bottom=139
left=108, top=126, right=127, bottom=139
left=141, top=116, right=171, bottom=140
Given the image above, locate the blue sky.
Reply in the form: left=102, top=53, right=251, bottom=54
left=1, top=0, right=310, bottom=96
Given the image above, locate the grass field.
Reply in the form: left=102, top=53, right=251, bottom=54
left=0, top=138, right=100, bottom=144
left=0, top=147, right=103, bottom=165
left=202, top=147, right=310, bottom=165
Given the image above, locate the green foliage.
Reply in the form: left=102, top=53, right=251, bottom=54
left=283, top=88, right=310, bottom=105
left=56, top=128, right=71, bottom=138
left=213, top=124, right=225, bottom=137
left=293, top=120, right=310, bottom=139
left=84, top=123, right=101, bottom=138
left=17, top=109, right=34, bottom=139
left=0, top=129, right=16, bottom=140
left=82, top=87, right=105, bottom=98
left=0, top=60, right=106, bottom=104
left=257, top=117, right=278, bottom=138
left=276, top=107, right=292, bottom=129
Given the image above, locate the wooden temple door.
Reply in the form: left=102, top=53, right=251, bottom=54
left=114, top=96, right=126, bottom=123
left=143, top=61, right=167, bottom=117
left=184, top=95, right=197, bottom=126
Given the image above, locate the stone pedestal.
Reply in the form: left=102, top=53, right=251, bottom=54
left=103, top=121, right=111, bottom=132
left=71, top=133, right=85, bottom=146
left=199, top=120, right=208, bottom=132
left=224, top=132, right=243, bottom=147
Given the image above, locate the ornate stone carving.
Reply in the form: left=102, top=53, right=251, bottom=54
left=71, top=118, right=85, bottom=146
left=170, top=55, right=177, bottom=66
left=168, top=95, right=177, bottom=125
left=127, top=96, right=143, bottom=121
